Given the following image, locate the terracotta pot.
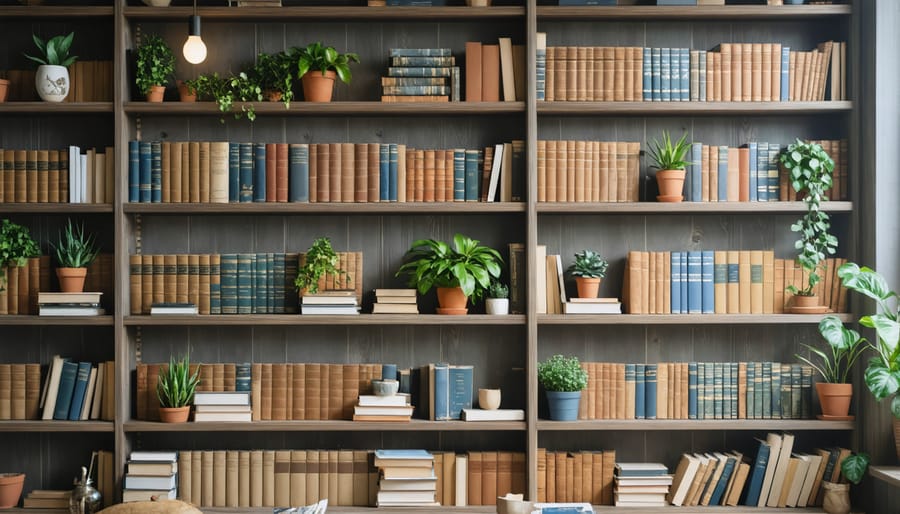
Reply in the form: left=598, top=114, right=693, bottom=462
left=793, top=294, right=820, bottom=308
left=0, top=473, right=25, bottom=509
left=146, top=85, right=165, bottom=102
left=821, top=481, right=850, bottom=514
left=301, top=70, right=336, bottom=102
left=176, top=81, right=197, bottom=102
left=575, top=277, right=602, bottom=298
left=816, top=382, right=852, bottom=417
left=159, top=406, right=190, bottom=423
left=0, top=79, right=9, bottom=103
left=436, top=286, right=468, bottom=314
left=265, top=90, right=283, bottom=102
left=655, top=168, right=686, bottom=201
left=56, top=267, right=87, bottom=293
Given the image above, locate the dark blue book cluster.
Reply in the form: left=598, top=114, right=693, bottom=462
left=41, top=355, right=111, bottom=422
left=382, top=48, right=459, bottom=102
left=416, top=363, right=473, bottom=420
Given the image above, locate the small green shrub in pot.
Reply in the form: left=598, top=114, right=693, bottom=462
left=0, top=219, right=39, bottom=292
left=486, top=279, right=509, bottom=315
left=135, top=34, right=175, bottom=101
left=538, top=354, right=588, bottom=421
left=568, top=249, right=607, bottom=298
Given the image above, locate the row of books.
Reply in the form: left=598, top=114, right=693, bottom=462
left=0, top=146, right=114, bottom=204
left=23, top=451, right=115, bottom=509
left=535, top=140, right=640, bottom=203
left=536, top=39, right=845, bottom=102
left=576, top=361, right=815, bottom=421
left=0, top=364, right=40, bottom=420
left=623, top=252, right=849, bottom=315
left=1, top=62, right=113, bottom=103
left=127, top=141, right=525, bottom=204
left=40, top=357, right=115, bottom=421
left=380, top=48, right=460, bottom=103
left=0, top=254, right=114, bottom=315
left=127, top=251, right=363, bottom=315
left=535, top=449, right=616, bottom=505
left=464, top=39, right=527, bottom=102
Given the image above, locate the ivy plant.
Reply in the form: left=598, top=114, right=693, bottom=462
left=135, top=33, right=175, bottom=95
left=295, top=237, right=347, bottom=294
left=0, top=219, right=39, bottom=291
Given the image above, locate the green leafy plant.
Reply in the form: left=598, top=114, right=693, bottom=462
left=49, top=219, right=99, bottom=268
left=292, top=42, right=360, bottom=85
left=23, top=32, right=78, bottom=67
left=488, top=280, right=509, bottom=299
left=194, top=72, right=234, bottom=116
left=295, top=237, right=347, bottom=295
left=837, top=262, right=900, bottom=417
left=648, top=131, right=691, bottom=171
left=395, top=233, right=503, bottom=303
left=795, top=316, right=867, bottom=384
left=780, top=139, right=838, bottom=296
left=538, top=354, right=588, bottom=393
left=567, top=249, right=608, bottom=279
left=157, top=354, right=200, bottom=408
left=841, top=452, right=870, bottom=485
left=179, top=78, right=200, bottom=97
left=229, top=71, right=263, bottom=121
left=0, top=219, right=39, bottom=291
left=135, top=34, right=175, bottom=96
left=251, top=51, right=294, bottom=108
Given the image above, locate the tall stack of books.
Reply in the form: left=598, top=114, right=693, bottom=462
left=381, top=48, right=459, bottom=103
left=301, top=291, right=359, bottom=315
left=372, top=288, right=418, bottom=314
left=353, top=393, right=413, bottom=422
left=374, top=449, right=439, bottom=507
left=38, top=292, right=105, bottom=316
left=614, top=463, right=672, bottom=507
left=193, top=391, right=251, bottom=422
left=122, top=451, right=178, bottom=502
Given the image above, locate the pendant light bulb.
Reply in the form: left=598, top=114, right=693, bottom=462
left=183, top=15, right=207, bottom=64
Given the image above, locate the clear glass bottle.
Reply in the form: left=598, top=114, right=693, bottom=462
left=69, top=467, right=102, bottom=514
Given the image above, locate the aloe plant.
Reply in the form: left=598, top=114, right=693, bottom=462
left=157, top=354, right=200, bottom=408
left=50, top=219, right=98, bottom=268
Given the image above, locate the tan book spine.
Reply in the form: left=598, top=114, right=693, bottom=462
left=554, top=140, right=567, bottom=203
left=0, top=365, right=10, bottom=420
left=466, top=41, right=483, bottom=102
left=566, top=46, right=578, bottom=101
left=419, top=149, right=432, bottom=202
left=288, top=450, right=306, bottom=508
left=13, top=150, right=25, bottom=202
left=197, top=141, right=211, bottom=202
left=396, top=144, right=407, bottom=202
left=584, top=47, right=595, bottom=101
left=210, top=142, right=229, bottom=203
left=545, top=140, right=557, bottom=202
left=150, top=254, right=164, bottom=308
left=274, top=450, right=291, bottom=508
left=536, top=140, right=547, bottom=202
left=364, top=143, right=378, bottom=202
left=327, top=363, right=342, bottom=420
left=751, top=43, right=763, bottom=102
left=607, top=141, right=618, bottom=203
left=340, top=142, right=354, bottom=203
left=625, top=47, right=637, bottom=102
left=189, top=141, right=200, bottom=203
left=573, top=140, right=586, bottom=202
left=409, top=148, right=420, bottom=202
left=191, top=450, right=202, bottom=506
left=315, top=143, right=329, bottom=202
left=727, top=147, right=739, bottom=201
left=165, top=254, right=180, bottom=304
left=545, top=45, right=555, bottom=102
left=467, top=452, right=482, bottom=506
left=263, top=450, right=276, bottom=507
left=555, top=47, right=568, bottom=101
left=25, top=149, right=38, bottom=203
left=36, top=149, right=48, bottom=203
left=537, top=449, right=547, bottom=502
left=740, top=44, right=751, bottom=102
left=248, top=450, right=263, bottom=507
left=169, top=142, right=182, bottom=202
left=305, top=450, right=319, bottom=505
left=25, top=363, right=40, bottom=420
left=353, top=143, right=367, bottom=203
left=544, top=451, right=555, bottom=502
left=576, top=46, right=588, bottom=102
left=201, top=450, right=214, bottom=507
left=738, top=146, right=750, bottom=201
left=198, top=254, right=210, bottom=315
left=326, top=450, right=337, bottom=505
left=613, top=46, right=626, bottom=102
left=236, top=451, right=250, bottom=508
left=342, top=364, right=359, bottom=420
left=2, top=150, right=12, bottom=203
left=352, top=450, right=368, bottom=507
left=305, top=363, right=320, bottom=420
left=290, top=362, right=305, bottom=420
left=271, top=363, right=287, bottom=421
left=763, top=250, right=775, bottom=314
left=327, top=142, right=341, bottom=203
left=161, top=141, right=171, bottom=203
left=731, top=43, right=742, bottom=102
left=739, top=250, right=752, bottom=314
left=46, top=149, right=59, bottom=203
left=555, top=452, right=567, bottom=502
left=482, top=44, right=501, bottom=102
left=188, top=254, right=200, bottom=308
left=224, top=450, right=239, bottom=507
left=762, top=43, right=773, bottom=101
left=260, top=363, right=272, bottom=420
left=178, top=450, right=192, bottom=502
left=720, top=44, right=732, bottom=102
left=601, top=449, right=615, bottom=505
left=338, top=450, right=353, bottom=506
left=601, top=47, right=614, bottom=102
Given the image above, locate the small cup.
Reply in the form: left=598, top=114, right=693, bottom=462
left=478, top=388, right=501, bottom=410
left=381, top=364, right=398, bottom=381
left=371, top=379, right=399, bottom=397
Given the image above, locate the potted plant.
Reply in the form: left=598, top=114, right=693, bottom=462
left=157, top=353, right=200, bottom=423
left=485, top=280, right=509, bottom=315
left=194, top=72, right=234, bottom=117
left=176, top=78, right=199, bottom=102
left=229, top=71, right=263, bottom=121
left=295, top=237, right=347, bottom=295
left=49, top=220, right=99, bottom=293
left=648, top=131, right=691, bottom=202
left=0, top=219, right=39, bottom=293
left=292, top=42, right=359, bottom=102
left=819, top=452, right=869, bottom=514
left=23, top=32, right=77, bottom=102
left=251, top=51, right=294, bottom=108
left=135, top=34, right=175, bottom=102
left=779, top=139, right=838, bottom=312
left=395, top=233, right=503, bottom=315
left=795, top=316, right=866, bottom=419
left=0, top=473, right=25, bottom=509
left=567, top=249, right=608, bottom=298
left=538, top=354, right=588, bottom=421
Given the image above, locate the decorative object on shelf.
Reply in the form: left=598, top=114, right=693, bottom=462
left=485, top=280, right=509, bottom=315
left=0, top=78, right=9, bottom=103
left=478, top=388, right=501, bottom=410
left=251, top=51, right=294, bottom=109
left=68, top=462, right=101, bottom=514
left=538, top=354, right=588, bottom=421
left=135, top=34, right=175, bottom=103
left=396, top=233, right=503, bottom=315
left=176, top=79, right=198, bottom=102
left=648, top=131, right=691, bottom=203
left=779, top=139, right=837, bottom=313
left=50, top=219, right=99, bottom=294
left=371, top=379, right=399, bottom=397
left=23, top=32, right=77, bottom=103
left=295, top=237, right=347, bottom=295
left=784, top=0, right=806, bottom=4
left=157, top=353, right=200, bottom=423
left=567, top=249, right=608, bottom=299
left=142, top=0, right=173, bottom=6
left=382, top=364, right=398, bottom=381
left=0, top=473, right=25, bottom=509
left=466, top=0, right=492, bottom=5
left=293, top=42, right=360, bottom=102
left=193, top=72, right=233, bottom=115
left=182, top=0, right=207, bottom=65
left=821, top=451, right=868, bottom=514
left=228, top=71, right=263, bottom=121
left=0, top=219, right=39, bottom=292
left=796, top=316, right=865, bottom=420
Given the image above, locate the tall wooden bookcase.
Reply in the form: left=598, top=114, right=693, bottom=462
left=1, top=0, right=883, bottom=511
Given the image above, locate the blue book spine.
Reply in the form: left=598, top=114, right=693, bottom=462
left=379, top=144, right=390, bottom=202
left=701, top=250, right=714, bottom=314
left=699, top=51, right=707, bottom=101
left=746, top=362, right=756, bottom=419
left=745, top=142, right=757, bottom=201
left=536, top=46, right=546, bottom=101
left=128, top=140, right=140, bottom=202
left=625, top=364, right=636, bottom=418
left=239, top=143, right=253, bottom=203
left=709, top=457, right=736, bottom=505
left=743, top=441, right=771, bottom=506
left=780, top=46, right=790, bottom=101
left=644, top=364, right=657, bottom=419
left=273, top=253, right=286, bottom=314
left=642, top=48, right=651, bottom=101
left=687, top=251, right=702, bottom=314
left=660, top=48, right=671, bottom=102
left=731, top=362, right=738, bottom=419
left=448, top=366, right=473, bottom=420
left=228, top=143, right=240, bottom=203
left=688, top=362, right=698, bottom=419
left=680, top=251, right=688, bottom=312
left=713, top=362, right=723, bottom=419
left=717, top=145, right=728, bottom=201
left=236, top=363, right=251, bottom=392
left=288, top=144, right=309, bottom=203
left=722, top=362, right=732, bottom=419
left=756, top=142, right=769, bottom=202
left=53, top=361, right=79, bottom=420
left=680, top=47, right=690, bottom=101
left=389, top=144, right=399, bottom=202
left=771, top=361, right=782, bottom=419
left=768, top=144, right=781, bottom=201
left=390, top=48, right=452, bottom=57
left=453, top=149, right=465, bottom=201
left=634, top=363, right=646, bottom=419
left=209, top=255, right=221, bottom=315
left=762, top=361, right=773, bottom=419
left=253, top=143, right=266, bottom=202
left=139, top=141, right=152, bottom=203
left=433, top=363, right=450, bottom=420
left=151, top=141, right=161, bottom=203
left=464, top=150, right=479, bottom=201
left=690, top=142, right=702, bottom=202
left=256, top=253, right=267, bottom=314
left=671, top=251, right=682, bottom=314
left=237, top=253, right=252, bottom=315
left=266, top=253, right=275, bottom=314
left=696, top=362, right=705, bottom=420
left=67, top=362, right=92, bottom=420
left=669, top=47, right=679, bottom=102
left=651, top=48, right=661, bottom=101
left=220, top=253, right=237, bottom=314
left=704, top=361, right=715, bottom=420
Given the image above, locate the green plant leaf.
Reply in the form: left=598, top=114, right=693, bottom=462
left=864, top=360, right=900, bottom=400
left=841, top=453, right=870, bottom=485
left=861, top=315, right=900, bottom=353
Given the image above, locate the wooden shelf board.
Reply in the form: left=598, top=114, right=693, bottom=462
left=123, top=101, right=523, bottom=116
left=870, top=466, right=900, bottom=489
left=125, top=314, right=526, bottom=326
left=0, top=421, right=113, bottom=433
left=0, top=315, right=113, bottom=326
left=537, top=4, right=850, bottom=20
left=537, top=201, right=853, bottom=214
left=538, top=313, right=853, bottom=325
left=537, top=419, right=854, bottom=431
left=124, top=6, right=524, bottom=21
left=150, top=506, right=824, bottom=514
left=0, top=204, right=113, bottom=214
left=124, top=202, right=526, bottom=215
left=0, top=6, right=114, bottom=18
left=124, top=419, right=525, bottom=433
left=537, top=101, right=852, bottom=116
left=0, top=102, right=114, bottom=114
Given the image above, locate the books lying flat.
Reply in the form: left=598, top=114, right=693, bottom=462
left=372, top=303, right=419, bottom=314
left=122, top=489, right=176, bottom=503
left=614, top=476, right=674, bottom=486
left=38, top=292, right=102, bottom=304
left=374, top=288, right=416, bottom=297
left=461, top=408, right=525, bottom=421
left=376, top=490, right=436, bottom=503
left=127, top=461, right=178, bottom=475
left=353, top=405, right=414, bottom=416
left=193, top=411, right=252, bottom=422
left=39, top=306, right=105, bottom=316
left=129, top=451, right=177, bottom=462
left=375, top=449, right=433, bottom=465
left=378, top=477, right=438, bottom=491
left=615, top=462, right=670, bottom=477
left=23, top=490, right=70, bottom=509
left=563, top=301, right=622, bottom=314
left=352, top=414, right=412, bottom=422
left=375, top=296, right=417, bottom=303
left=193, top=404, right=252, bottom=413
left=124, top=474, right=176, bottom=490
left=358, top=393, right=411, bottom=406
left=150, top=302, right=198, bottom=315
left=301, top=294, right=359, bottom=305
left=193, top=391, right=251, bottom=405
left=301, top=305, right=360, bottom=315
left=380, top=466, right=436, bottom=479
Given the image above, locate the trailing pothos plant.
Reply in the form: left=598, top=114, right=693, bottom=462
left=0, top=219, right=39, bottom=291
left=194, top=72, right=234, bottom=117
left=295, top=237, right=347, bottom=295
left=229, top=71, right=263, bottom=121
left=251, top=51, right=294, bottom=108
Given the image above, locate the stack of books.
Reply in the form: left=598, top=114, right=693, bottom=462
left=381, top=48, right=459, bottom=103
left=150, top=302, right=198, bottom=315
left=353, top=393, right=413, bottom=422
left=374, top=449, right=439, bottom=507
left=614, top=463, right=672, bottom=507
left=122, top=451, right=178, bottom=502
left=301, top=291, right=359, bottom=315
left=22, top=490, right=70, bottom=509
left=372, top=288, right=418, bottom=314
left=563, top=297, right=622, bottom=314
left=193, top=391, right=251, bottom=422
left=38, top=292, right=104, bottom=316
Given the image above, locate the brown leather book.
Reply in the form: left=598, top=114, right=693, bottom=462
left=328, top=363, right=342, bottom=420
left=576, top=46, right=588, bottom=102
left=418, top=149, right=431, bottom=202
left=304, top=363, right=320, bottom=420
left=574, top=140, right=586, bottom=202
left=3, top=150, right=13, bottom=203
left=467, top=452, right=482, bottom=506
left=0, top=365, right=10, bottom=419
left=354, top=143, right=367, bottom=203
left=188, top=254, right=201, bottom=306
left=160, top=141, right=171, bottom=203
left=406, top=148, right=418, bottom=203
left=544, top=451, right=555, bottom=502
left=623, top=47, right=634, bottom=102
left=225, top=450, right=239, bottom=507
left=545, top=140, right=557, bottom=202
left=250, top=450, right=264, bottom=507
left=588, top=47, right=599, bottom=101
left=599, top=363, right=609, bottom=419
left=150, top=254, right=164, bottom=308
left=13, top=150, right=26, bottom=202
left=250, top=363, right=262, bottom=420
left=730, top=44, right=742, bottom=102
left=601, top=450, right=615, bottom=505
left=24, top=150, right=37, bottom=203
left=188, top=141, right=200, bottom=203
left=566, top=46, right=578, bottom=101
left=25, top=363, right=40, bottom=420
left=308, top=144, right=318, bottom=203
left=482, top=44, right=501, bottom=102
left=342, top=364, right=359, bottom=420
left=47, top=148, right=59, bottom=202
left=479, top=147, right=492, bottom=202
left=259, top=363, right=272, bottom=420
left=164, top=254, right=179, bottom=304
left=212, top=450, right=226, bottom=506
left=290, top=363, right=305, bottom=420
left=554, top=47, right=568, bottom=101
left=316, top=143, right=330, bottom=202
left=555, top=452, right=567, bottom=502
left=104, top=145, right=114, bottom=203
left=271, top=364, right=287, bottom=421
left=135, top=363, right=148, bottom=421
left=274, top=450, right=291, bottom=508
left=340, top=143, right=354, bottom=203
left=572, top=452, right=582, bottom=502
left=436, top=149, right=449, bottom=202
left=615, top=363, right=626, bottom=419
left=544, top=45, right=555, bottom=102
left=465, top=42, right=483, bottom=102
left=272, top=143, right=287, bottom=203
left=201, top=450, right=214, bottom=507
left=555, top=140, right=567, bottom=202
left=139, top=254, right=152, bottom=314
left=198, top=254, right=210, bottom=315
left=329, top=142, right=342, bottom=203
left=537, top=449, right=547, bottom=502
left=602, top=47, right=614, bottom=101
left=613, top=46, right=626, bottom=102
left=209, top=254, right=221, bottom=314
left=366, top=143, right=379, bottom=202
left=178, top=450, right=192, bottom=503
left=36, top=149, right=48, bottom=203
left=198, top=141, right=211, bottom=203
left=719, top=44, right=732, bottom=102
left=536, top=140, right=547, bottom=202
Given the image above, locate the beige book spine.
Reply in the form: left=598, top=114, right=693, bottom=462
left=201, top=450, right=214, bottom=507
left=226, top=450, right=239, bottom=507
left=191, top=450, right=202, bottom=506
left=239, top=451, right=251, bottom=507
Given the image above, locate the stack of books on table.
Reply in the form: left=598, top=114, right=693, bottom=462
left=123, top=451, right=178, bottom=502
left=381, top=48, right=459, bottom=103
left=193, top=391, right=251, bottom=422
left=301, top=291, right=359, bottom=315
left=374, top=449, right=439, bottom=507
left=563, top=297, right=622, bottom=314
left=353, top=393, right=413, bottom=422
left=38, top=292, right=104, bottom=316
left=22, top=490, right=70, bottom=509
left=614, top=462, right=672, bottom=507
left=372, top=288, right=418, bottom=314
left=150, top=302, right=198, bottom=315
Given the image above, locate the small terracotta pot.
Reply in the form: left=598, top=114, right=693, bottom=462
left=56, top=267, right=87, bottom=293
left=0, top=79, right=9, bottom=103
left=176, top=81, right=197, bottom=102
left=301, top=70, right=336, bottom=102
left=146, top=85, right=165, bottom=102
left=821, top=481, right=850, bottom=514
left=575, top=277, right=601, bottom=298
left=159, top=406, right=190, bottom=423
left=265, top=90, right=283, bottom=102
left=816, top=382, right=852, bottom=418
left=0, top=473, right=25, bottom=509
left=436, top=286, right=468, bottom=314
left=656, top=169, right=686, bottom=201
left=793, top=294, right=820, bottom=308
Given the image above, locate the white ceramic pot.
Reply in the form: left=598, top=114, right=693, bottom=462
left=486, top=298, right=509, bottom=315
left=35, top=65, right=69, bottom=102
